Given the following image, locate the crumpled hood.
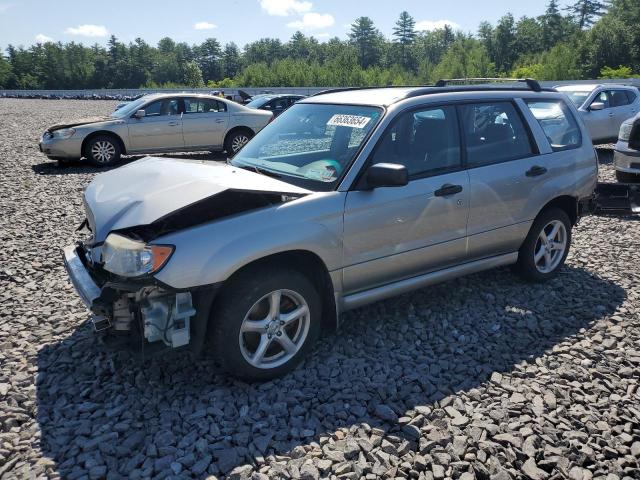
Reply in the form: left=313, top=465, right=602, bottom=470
left=47, top=116, right=114, bottom=132
left=84, top=156, right=311, bottom=242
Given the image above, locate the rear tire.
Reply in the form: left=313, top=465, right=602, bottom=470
left=514, top=208, right=572, bottom=282
left=85, top=135, right=121, bottom=167
left=224, top=129, right=253, bottom=158
left=210, top=266, right=321, bottom=381
left=616, top=170, right=639, bottom=183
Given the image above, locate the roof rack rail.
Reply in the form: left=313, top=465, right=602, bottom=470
left=434, top=77, right=542, bottom=92
left=310, top=86, right=388, bottom=97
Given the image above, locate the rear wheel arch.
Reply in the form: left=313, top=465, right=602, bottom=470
left=538, top=195, right=579, bottom=225
left=223, top=126, right=255, bottom=155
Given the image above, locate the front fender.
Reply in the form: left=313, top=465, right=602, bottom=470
left=153, top=192, right=345, bottom=289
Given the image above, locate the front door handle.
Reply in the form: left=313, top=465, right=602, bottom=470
left=434, top=184, right=463, bottom=197
left=526, top=165, right=547, bottom=177
left=168, top=121, right=179, bottom=126
left=215, top=119, right=225, bottom=123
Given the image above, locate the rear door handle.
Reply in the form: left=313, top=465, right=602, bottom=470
left=526, top=165, right=547, bottom=177
left=168, top=121, right=179, bottom=126
left=215, top=119, right=225, bottom=123
left=434, top=184, right=463, bottom=197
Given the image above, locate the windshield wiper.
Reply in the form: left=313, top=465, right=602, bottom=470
left=237, top=163, right=282, bottom=179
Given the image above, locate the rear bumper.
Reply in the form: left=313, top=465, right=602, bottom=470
left=62, top=245, right=102, bottom=309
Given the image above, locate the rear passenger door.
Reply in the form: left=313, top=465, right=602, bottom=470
left=610, top=90, right=637, bottom=133
left=181, top=98, right=229, bottom=148
left=342, top=105, right=469, bottom=294
left=462, top=101, right=547, bottom=261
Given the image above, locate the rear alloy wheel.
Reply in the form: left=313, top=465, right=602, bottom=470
left=86, top=135, right=121, bottom=167
left=210, top=267, right=321, bottom=380
left=514, top=207, right=572, bottom=282
left=224, top=130, right=252, bottom=157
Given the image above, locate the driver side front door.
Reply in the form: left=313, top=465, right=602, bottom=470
left=342, top=105, right=469, bottom=294
left=127, top=98, right=184, bottom=151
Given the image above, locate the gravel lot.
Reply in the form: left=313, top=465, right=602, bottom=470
left=0, top=99, right=639, bottom=480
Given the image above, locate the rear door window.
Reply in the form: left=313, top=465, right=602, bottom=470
left=610, top=90, right=631, bottom=107
left=184, top=98, right=227, bottom=113
left=525, top=100, right=582, bottom=151
left=459, top=102, right=534, bottom=167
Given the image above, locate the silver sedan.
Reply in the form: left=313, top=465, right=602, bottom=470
left=39, top=93, right=273, bottom=166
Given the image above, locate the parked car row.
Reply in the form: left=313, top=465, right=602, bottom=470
left=63, top=80, right=603, bottom=380
left=1, top=92, right=145, bottom=101
left=39, top=93, right=274, bottom=166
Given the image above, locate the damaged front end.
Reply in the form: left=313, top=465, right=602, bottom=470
left=63, top=241, right=209, bottom=356
left=63, top=157, right=311, bottom=356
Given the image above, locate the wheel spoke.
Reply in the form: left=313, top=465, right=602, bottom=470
left=275, top=332, right=297, bottom=354
left=268, top=291, right=281, bottom=320
left=534, top=247, right=545, bottom=262
left=544, top=251, right=552, bottom=267
left=547, top=223, right=560, bottom=241
left=280, top=305, right=309, bottom=326
left=252, top=335, right=271, bottom=364
left=242, top=318, right=269, bottom=333
left=539, top=230, right=549, bottom=246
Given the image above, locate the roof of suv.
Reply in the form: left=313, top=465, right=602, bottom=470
left=301, top=83, right=554, bottom=108
left=555, top=83, right=638, bottom=92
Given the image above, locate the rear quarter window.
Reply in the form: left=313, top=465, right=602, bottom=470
left=525, top=100, right=582, bottom=151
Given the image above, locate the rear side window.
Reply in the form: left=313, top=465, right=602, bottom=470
left=610, top=90, right=631, bottom=107
left=184, top=98, right=227, bottom=113
left=626, top=90, right=637, bottom=104
left=525, top=100, right=581, bottom=151
left=459, top=102, right=534, bottom=167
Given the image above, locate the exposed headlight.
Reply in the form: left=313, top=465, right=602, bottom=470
left=52, top=128, right=76, bottom=139
left=619, top=122, right=632, bottom=142
left=101, top=233, right=174, bottom=277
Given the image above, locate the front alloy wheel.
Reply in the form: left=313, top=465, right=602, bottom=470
left=210, top=267, right=321, bottom=380
left=86, top=135, right=121, bottom=167
left=239, top=289, right=310, bottom=369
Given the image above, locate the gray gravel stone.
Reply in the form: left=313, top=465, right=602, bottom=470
left=0, top=107, right=637, bottom=480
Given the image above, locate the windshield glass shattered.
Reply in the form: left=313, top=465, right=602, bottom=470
left=232, top=103, right=382, bottom=191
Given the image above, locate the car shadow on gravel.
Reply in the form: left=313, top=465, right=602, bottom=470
left=35, top=265, right=625, bottom=478
left=31, top=152, right=228, bottom=176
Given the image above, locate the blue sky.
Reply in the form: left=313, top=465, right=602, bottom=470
left=0, top=0, right=567, bottom=49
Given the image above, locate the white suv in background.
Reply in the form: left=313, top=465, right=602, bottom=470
left=555, top=84, right=640, bottom=143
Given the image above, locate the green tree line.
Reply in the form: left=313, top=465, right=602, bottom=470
left=0, top=0, right=639, bottom=90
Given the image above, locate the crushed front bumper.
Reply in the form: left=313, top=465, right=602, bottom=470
left=62, top=245, right=102, bottom=309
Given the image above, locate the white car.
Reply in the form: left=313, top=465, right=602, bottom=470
left=39, top=93, right=273, bottom=166
left=555, top=84, right=640, bottom=143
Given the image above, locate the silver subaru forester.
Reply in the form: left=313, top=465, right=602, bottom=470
left=63, top=82, right=597, bottom=380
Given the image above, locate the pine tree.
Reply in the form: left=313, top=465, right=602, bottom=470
left=349, top=17, right=382, bottom=68
left=565, top=0, right=608, bottom=29
left=392, top=11, right=416, bottom=70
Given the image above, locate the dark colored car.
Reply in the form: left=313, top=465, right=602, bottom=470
left=245, top=94, right=306, bottom=117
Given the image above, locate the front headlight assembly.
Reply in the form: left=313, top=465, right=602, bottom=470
left=101, top=233, right=174, bottom=277
left=619, top=122, right=632, bottom=142
left=52, top=128, right=76, bottom=139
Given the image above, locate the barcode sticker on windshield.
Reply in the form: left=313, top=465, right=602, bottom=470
left=327, top=114, right=371, bottom=129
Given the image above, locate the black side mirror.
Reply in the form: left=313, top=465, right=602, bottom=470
left=365, top=163, right=408, bottom=189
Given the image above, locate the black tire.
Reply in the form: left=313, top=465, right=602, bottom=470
left=514, top=207, right=572, bottom=282
left=616, top=170, right=639, bottom=183
left=210, top=266, right=321, bottom=381
left=85, top=135, right=121, bottom=167
left=224, top=129, right=253, bottom=158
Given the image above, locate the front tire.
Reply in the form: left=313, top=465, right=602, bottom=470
left=616, top=170, right=639, bottom=183
left=210, top=267, right=321, bottom=381
left=85, top=135, right=121, bottom=167
left=224, top=129, right=253, bottom=157
left=514, top=208, right=572, bottom=282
